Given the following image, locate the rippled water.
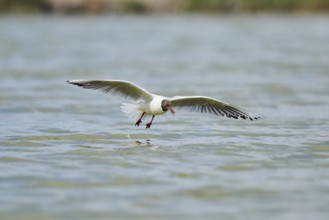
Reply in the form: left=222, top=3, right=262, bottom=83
left=1, top=14, right=329, bottom=220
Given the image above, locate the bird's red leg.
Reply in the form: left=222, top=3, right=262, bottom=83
left=135, top=112, right=145, bottom=127
left=146, top=115, right=155, bottom=129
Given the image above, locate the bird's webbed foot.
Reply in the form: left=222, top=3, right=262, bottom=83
left=135, top=112, right=145, bottom=127
left=135, top=119, right=142, bottom=126
left=146, top=122, right=152, bottom=129
left=145, top=115, right=155, bottom=129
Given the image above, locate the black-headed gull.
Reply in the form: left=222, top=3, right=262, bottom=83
left=67, top=80, right=259, bottom=129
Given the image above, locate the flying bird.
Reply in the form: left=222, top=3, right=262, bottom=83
left=67, top=80, right=259, bottom=129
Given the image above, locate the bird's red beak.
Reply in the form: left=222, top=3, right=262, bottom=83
left=169, top=108, right=175, bottom=115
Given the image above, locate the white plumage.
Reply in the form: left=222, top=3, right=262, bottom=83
left=67, top=79, right=259, bottom=129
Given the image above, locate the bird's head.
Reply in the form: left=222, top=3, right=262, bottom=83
left=161, top=99, right=175, bottom=115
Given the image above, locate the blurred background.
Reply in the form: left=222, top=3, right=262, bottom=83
left=1, top=0, right=329, bottom=13
left=1, top=1, right=329, bottom=220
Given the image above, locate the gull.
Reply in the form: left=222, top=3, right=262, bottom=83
left=67, top=80, right=259, bottom=129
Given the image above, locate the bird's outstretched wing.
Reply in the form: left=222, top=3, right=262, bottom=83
left=171, top=96, right=259, bottom=120
left=67, top=80, right=153, bottom=102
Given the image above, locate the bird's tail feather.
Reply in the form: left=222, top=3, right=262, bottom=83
left=120, top=103, right=144, bottom=120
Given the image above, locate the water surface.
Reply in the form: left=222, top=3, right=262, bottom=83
left=1, top=14, right=329, bottom=220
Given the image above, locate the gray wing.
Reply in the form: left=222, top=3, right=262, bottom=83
left=67, top=80, right=153, bottom=102
left=171, top=96, right=259, bottom=120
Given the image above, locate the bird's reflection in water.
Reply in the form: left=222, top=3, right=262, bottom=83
left=135, top=139, right=158, bottom=149
left=135, top=139, right=150, bottom=145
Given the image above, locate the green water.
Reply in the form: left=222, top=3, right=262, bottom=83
left=1, top=15, right=329, bottom=220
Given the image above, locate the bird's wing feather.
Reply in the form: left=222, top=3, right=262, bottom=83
left=67, top=80, right=153, bottom=102
left=171, top=96, right=259, bottom=120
